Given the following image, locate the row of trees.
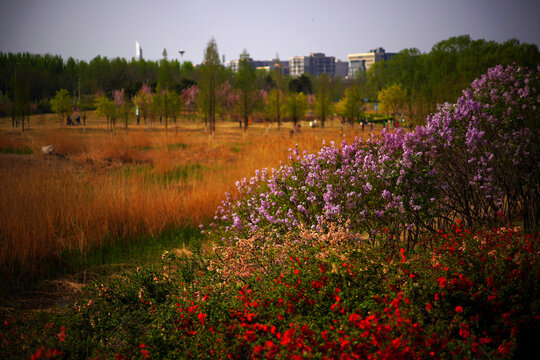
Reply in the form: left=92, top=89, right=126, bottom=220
left=46, top=38, right=339, bottom=137
left=3, top=35, right=540, bottom=134
left=362, top=35, right=540, bottom=123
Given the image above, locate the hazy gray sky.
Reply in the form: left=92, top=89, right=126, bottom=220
left=1, top=0, right=539, bottom=64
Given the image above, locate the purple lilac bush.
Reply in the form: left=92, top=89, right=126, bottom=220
left=210, top=134, right=439, bottom=242
left=425, top=64, right=539, bottom=228
left=209, top=65, right=539, bottom=243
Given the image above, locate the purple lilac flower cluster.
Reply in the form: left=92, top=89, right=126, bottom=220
left=209, top=65, right=539, bottom=242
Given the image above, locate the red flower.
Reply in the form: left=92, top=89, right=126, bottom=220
left=198, top=312, right=207, bottom=326
left=459, top=324, right=470, bottom=338
left=455, top=306, right=463, bottom=313
left=425, top=302, right=432, bottom=312
left=479, top=336, right=492, bottom=344
left=139, top=344, right=149, bottom=359
left=436, top=276, right=447, bottom=288
left=339, top=336, right=350, bottom=348
left=321, top=330, right=329, bottom=340
left=244, top=330, right=256, bottom=342
left=498, top=341, right=512, bottom=355
left=281, top=327, right=295, bottom=345
left=30, top=348, right=42, bottom=360
left=400, top=248, right=407, bottom=262
left=57, top=326, right=66, bottom=342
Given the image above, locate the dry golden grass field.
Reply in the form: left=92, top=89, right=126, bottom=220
left=0, top=113, right=385, bottom=282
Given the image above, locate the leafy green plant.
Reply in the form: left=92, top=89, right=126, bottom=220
left=166, top=143, right=190, bottom=150
left=0, top=146, right=33, bottom=155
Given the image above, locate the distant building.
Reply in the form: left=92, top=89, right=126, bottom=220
left=227, top=58, right=289, bottom=76
left=289, top=53, right=335, bottom=77
left=271, top=60, right=290, bottom=76
left=334, top=59, right=349, bottom=78
left=289, top=56, right=306, bottom=77
left=226, top=53, right=347, bottom=78
left=347, top=47, right=395, bottom=77
left=135, top=41, right=143, bottom=61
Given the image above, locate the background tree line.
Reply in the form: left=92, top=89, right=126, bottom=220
left=1, top=35, right=538, bottom=132
left=363, top=35, right=540, bottom=123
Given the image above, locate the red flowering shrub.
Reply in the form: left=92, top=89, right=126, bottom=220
left=2, top=224, right=538, bottom=359
left=144, top=225, right=537, bottom=359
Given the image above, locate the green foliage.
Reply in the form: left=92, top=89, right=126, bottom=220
left=289, top=74, right=313, bottom=94
left=132, top=85, right=153, bottom=124
left=235, top=50, right=258, bottom=132
left=113, top=89, right=132, bottom=129
left=365, top=35, right=540, bottom=124
left=117, top=163, right=205, bottom=186
left=151, top=87, right=166, bottom=119
left=314, top=73, right=334, bottom=127
left=199, top=37, right=223, bottom=135
left=0, top=146, right=33, bottom=155
left=336, top=85, right=362, bottom=124
left=285, top=92, right=308, bottom=126
left=265, top=88, right=286, bottom=129
left=50, top=88, right=72, bottom=122
left=64, top=226, right=204, bottom=275
left=94, top=94, right=115, bottom=120
left=167, top=90, right=183, bottom=122
left=166, top=142, right=189, bottom=150
left=0, top=92, right=13, bottom=117
left=378, top=83, right=407, bottom=116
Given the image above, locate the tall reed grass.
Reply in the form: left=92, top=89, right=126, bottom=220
left=0, top=117, right=382, bottom=284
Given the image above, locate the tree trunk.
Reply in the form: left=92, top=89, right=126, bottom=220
left=165, top=91, right=168, bottom=136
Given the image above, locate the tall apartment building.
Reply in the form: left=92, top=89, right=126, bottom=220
left=289, top=53, right=336, bottom=77
left=347, top=47, right=395, bottom=77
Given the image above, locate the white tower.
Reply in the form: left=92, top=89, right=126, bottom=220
left=135, top=41, right=143, bottom=61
